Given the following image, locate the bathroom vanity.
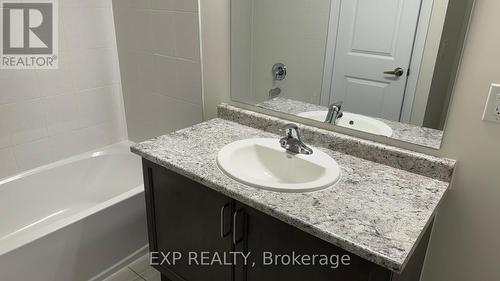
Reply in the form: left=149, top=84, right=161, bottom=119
left=132, top=105, right=455, bottom=281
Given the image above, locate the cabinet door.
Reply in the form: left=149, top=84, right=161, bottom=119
left=143, top=160, right=234, bottom=281
left=233, top=202, right=391, bottom=281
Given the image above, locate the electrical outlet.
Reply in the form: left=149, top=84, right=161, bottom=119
left=495, top=95, right=500, bottom=116
left=482, top=84, right=500, bottom=123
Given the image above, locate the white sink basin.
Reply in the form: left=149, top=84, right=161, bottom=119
left=297, top=111, right=393, bottom=137
left=217, top=138, right=341, bottom=193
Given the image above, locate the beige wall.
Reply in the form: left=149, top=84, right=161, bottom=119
left=421, top=0, right=500, bottom=279
left=200, top=0, right=230, bottom=119
left=201, top=0, right=500, bottom=280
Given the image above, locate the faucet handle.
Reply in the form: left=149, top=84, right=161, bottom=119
left=325, top=101, right=344, bottom=123
left=279, top=123, right=313, bottom=155
left=281, top=123, right=300, bottom=139
left=329, top=101, right=343, bottom=110
left=281, top=123, right=298, bottom=131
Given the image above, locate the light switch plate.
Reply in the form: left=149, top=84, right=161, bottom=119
left=482, top=83, right=500, bottom=123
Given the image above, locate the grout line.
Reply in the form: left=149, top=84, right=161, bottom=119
left=150, top=91, right=203, bottom=108
left=126, top=8, right=198, bottom=14
left=123, top=49, right=200, bottom=64
left=0, top=83, right=121, bottom=107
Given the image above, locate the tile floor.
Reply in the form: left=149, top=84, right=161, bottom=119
left=103, top=254, right=161, bottom=281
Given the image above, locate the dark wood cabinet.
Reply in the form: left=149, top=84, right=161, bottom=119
left=232, top=202, right=391, bottom=281
left=143, top=160, right=233, bottom=281
left=142, top=159, right=431, bottom=281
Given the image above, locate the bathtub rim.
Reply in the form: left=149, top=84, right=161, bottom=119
left=0, top=140, right=144, bottom=257
left=0, top=140, right=138, bottom=186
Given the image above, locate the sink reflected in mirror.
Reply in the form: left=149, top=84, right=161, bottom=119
left=217, top=138, right=341, bottom=193
left=297, top=111, right=393, bottom=137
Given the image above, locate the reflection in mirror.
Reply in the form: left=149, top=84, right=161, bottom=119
left=230, top=0, right=475, bottom=149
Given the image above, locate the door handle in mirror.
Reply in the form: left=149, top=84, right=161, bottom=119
left=384, top=67, right=405, bottom=77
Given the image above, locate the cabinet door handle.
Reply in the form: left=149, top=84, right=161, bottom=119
left=220, top=203, right=231, bottom=238
left=233, top=209, right=245, bottom=245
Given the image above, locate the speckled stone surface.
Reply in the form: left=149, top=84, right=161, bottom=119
left=258, top=97, right=327, bottom=114
left=219, top=104, right=455, bottom=182
left=257, top=97, right=444, bottom=149
left=132, top=118, right=452, bottom=273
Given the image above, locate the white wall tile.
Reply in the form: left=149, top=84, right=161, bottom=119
left=162, top=94, right=203, bottom=132
left=110, top=84, right=129, bottom=142
left=37, top=52, right=75, bottom=97
left=150, top=0, right=197, bottom=12
left=150, top=0, right=174, bottom=10
left=152, top=11, right=176, bottom=56
left=175, top=59, right=202, bottom=105
left=123, top=90, right=201, bottom=142
left=122, top=91, right=169, bottom=141
left=72, top=48, right=120, bottom=91
left=58, top=5, right=70, bottom=52
left=0, top=4, right=127, bottom=178
left=174, top=0, right=198, bottom=12
left=129, top=9, right=153, bottom=52
left=0, top=109, right=12, bottom=149
left=4, top=100, right=47, bottom=145
left=116, top=51, right=138, bottom=94
left=135, top=53, right=156, bottom=94
left=12, top=139, right=55, bottom=171
left=0, top=148, right=18, bottom=179
left=153, top=56, right=202, bottom=105
left=62, top=7, right=115, bottom=50
left=47, top=130, right=85, bottom=161
left=153, top=55, right=177, bottom=96
left=77, top=86, right=119, bottom=128
left=113, top=1, right=203, bottom=142
left=0, top=71, right=40, bottom=105
left=127, top=0, right=151, bottom=9
left=75, top=123, right=115, bottom=152
left=174, top=12, right=200, bottom=61
left=43, top=94, right=80, bottom=135
left=62, top=0, right=112, bottom=8
left=112, top=7, right=133, bottom=50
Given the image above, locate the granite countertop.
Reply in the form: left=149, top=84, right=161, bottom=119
left=131, top=118, right=451, bottom=273
left=257, top=97, right=444, bottom=149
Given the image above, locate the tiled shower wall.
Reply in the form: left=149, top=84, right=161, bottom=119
left=0, top=1, right=127, bottom=178
left=112, top=0, right=204, bottom=142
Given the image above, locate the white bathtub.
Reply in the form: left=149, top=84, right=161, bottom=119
left=0, top=141, right=148, bottom=281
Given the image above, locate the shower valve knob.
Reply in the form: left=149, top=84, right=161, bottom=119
left=272, top=63, right=287, bottom=81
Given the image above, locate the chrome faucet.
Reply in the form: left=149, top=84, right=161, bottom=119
left=279, top=124, right=313, bottom=155
left=325, top=102, right=344, bottom=125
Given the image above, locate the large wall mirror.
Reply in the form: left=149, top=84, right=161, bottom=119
left=230, top=0, right=475, bottom=149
